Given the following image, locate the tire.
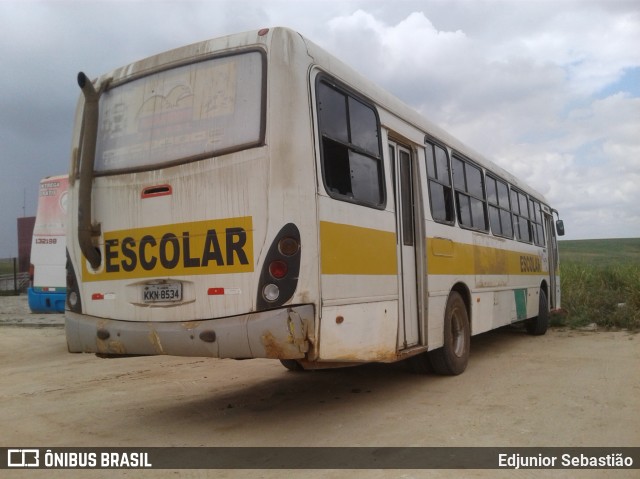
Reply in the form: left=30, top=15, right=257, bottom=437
left=526, top=289, right=549, bottom=336
left=280, top=359, right=305, bottom=371
left=428, top=291, right=470, bottom=375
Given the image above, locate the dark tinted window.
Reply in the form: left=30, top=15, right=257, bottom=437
left=452, top=157, right=465, bottom=192
left=349, top=151, right=383, bottom=205
left=452, top=156, right=488, bottom=231
left=497, top=180, right=510, bottom=208
left=486, top=177, right=498, bottom=204
left=466, top=164, right=484, bottom=198
left=399, top=149, right=414, bottom=246
left=425, top=142, right=454, bottom=224
left=349, top=98, right=379, bottom=155
left=317, top=79, right=384, bottom=208
left=501, top=209, right=514, bottom=238
left=512, top=189, right=532, bottom=242
left=317, top=84, right=348, bottom=143
left=530, top=199, right=546, bottom=246
left=487, top=174, right=513, bottom=238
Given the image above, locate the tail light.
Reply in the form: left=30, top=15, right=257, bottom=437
left=256, top=223, right=301, bottom=310
left=269, top=260, right=288, bottom=279
left=66, top=250, right=82, bottom=313
left=29, top=263, right=34, bottom=287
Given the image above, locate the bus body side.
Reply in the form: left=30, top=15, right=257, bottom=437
left=28, top=175, right=68, bottom=313
left=301, top=33, right=561, bottom=369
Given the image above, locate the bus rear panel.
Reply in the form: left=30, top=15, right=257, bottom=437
left=65, top=29, right=318, bottom=361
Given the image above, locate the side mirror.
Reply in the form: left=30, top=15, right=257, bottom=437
left=556, top=220, right=565, bottom=236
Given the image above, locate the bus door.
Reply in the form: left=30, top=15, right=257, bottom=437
left=544, top=212, right=559, bottom=308
left=389, top=141, right=419, bottom=349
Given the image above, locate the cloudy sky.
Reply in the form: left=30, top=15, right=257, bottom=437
left=1, top=0, right=639, bottom=257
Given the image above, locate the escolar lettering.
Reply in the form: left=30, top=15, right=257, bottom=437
left=520, top=255, right=542, bottom=273
left=105, top=228, right=249, bottom=273
left=83, top=217, right=254, bottom=281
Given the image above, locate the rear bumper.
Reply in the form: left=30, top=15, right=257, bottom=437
left=28, top=288, right=66, bottom=313
left=65, top=305, right=314, bottom=359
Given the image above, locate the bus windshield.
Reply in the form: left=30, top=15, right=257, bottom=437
left=94, top=50, right=264, bottom=174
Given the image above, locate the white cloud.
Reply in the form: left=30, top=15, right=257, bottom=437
left=315, top=5, right=640, bottom=240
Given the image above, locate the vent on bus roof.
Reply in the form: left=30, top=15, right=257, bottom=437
left=141, top=184, right=172, bottom=198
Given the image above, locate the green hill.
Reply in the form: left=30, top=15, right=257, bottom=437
left=559, top=238, right=640, bottom=267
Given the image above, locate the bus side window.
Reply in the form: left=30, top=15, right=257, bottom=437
left=425, top=142, right=454, bottom=224
left=452, top=156, right=488, bottom=232
left=317, top=79, right=384, bottom=208
left=512, top=189, right=532, bottom=243
left=530, top=198, right=546, bottom=246
left=487, top=174, right=513, bottom=238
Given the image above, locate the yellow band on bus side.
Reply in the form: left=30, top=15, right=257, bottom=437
left=428, top=237, right=547, bottom=276
left=318, top=223, right=547, bottom=277
left=81, top=217, right=254, bottom=281
left=320, top=221, right=398, bottom=275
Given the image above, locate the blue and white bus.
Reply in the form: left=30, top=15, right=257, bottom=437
left=28, top=175, right=68, bottom=313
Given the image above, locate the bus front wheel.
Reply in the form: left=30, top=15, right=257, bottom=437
left=429, top=291, right=470, bottom=375
left=526, top=289, right=549, bottom=336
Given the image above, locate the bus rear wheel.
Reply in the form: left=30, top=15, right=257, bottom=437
left=280, top=359, right=305, bottom=371
left=526, top=289, right=549, bottom=336
left=429, top=291, right=470, bottom=375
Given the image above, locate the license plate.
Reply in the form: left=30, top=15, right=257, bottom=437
left=142, top=283, right=182, bottom=303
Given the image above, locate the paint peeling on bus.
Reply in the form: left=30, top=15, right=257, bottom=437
left=261, top=332, right=302, bottom=359
left=257, top=309, right=312, bottom=359
left=148, top=330, right=165, bottom=355
left=96, top=338, right=126, bottom=355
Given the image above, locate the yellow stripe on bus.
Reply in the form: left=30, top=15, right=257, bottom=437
left=428, top=237, right=546, bottom=276
left=320, top=221, right=397, bottom=275
left=319, top=224, right=545, bottom=277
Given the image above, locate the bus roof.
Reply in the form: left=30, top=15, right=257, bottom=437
left=295, top=28, right=549, bottom=205
left=88, top=26, right=548, bottom=205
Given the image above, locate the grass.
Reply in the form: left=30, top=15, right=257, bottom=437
left=555, top=238, right=640, bottom=331
left=0, top=258, right=25, bottom=296
left=0, top=259, right=17, bottom=275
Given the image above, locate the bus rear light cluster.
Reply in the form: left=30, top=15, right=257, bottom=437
left=68, top=291, right=79, bottom=309
left=66, top=250, right=82, bottom=313
left=256, top=224, right=301, bottom=310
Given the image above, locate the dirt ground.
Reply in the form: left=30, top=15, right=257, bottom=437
left=1, top=295, right=638, bottom=479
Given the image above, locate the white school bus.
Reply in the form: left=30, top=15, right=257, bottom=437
left=29, top=175, right=68, bottom=313
left=65, top=27, right=565, bottom=374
